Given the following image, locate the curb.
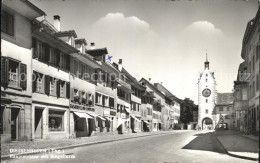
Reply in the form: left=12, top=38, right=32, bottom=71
left=1, top=130, right=189, bottom=160
left=214, top=132, right=259, bottom=161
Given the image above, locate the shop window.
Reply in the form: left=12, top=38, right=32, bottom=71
left=2, top=10, right=14, bottom=36
left=48, top=110, right=64, bottom=132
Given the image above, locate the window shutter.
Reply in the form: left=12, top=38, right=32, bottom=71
left=32, top=71, right=37, bottom=93
left=79, top=90, right=82, bottom=103
left=92, top=95, right=94, bottom=106
left=44, top=43, right=50, bottom=63
left=44, top=75, right=50, bottom=95
left=70, top=88, right=74, bottom=102
left=32, top=38, right=38, bottom=59
left=95, top=93, right=98, bottom=104
left=66, top=54, right=70, bottom=71
left=56, top=49, right=60, bottom=67
left=102, top=96, right=105, bottom=106
left=1, top=57, right=8, bottom=86
left=20, top=63, right=27, bottom=90
left=56, top=79, right=60, bottom=98
left=66, top=82, right=70, bottom=99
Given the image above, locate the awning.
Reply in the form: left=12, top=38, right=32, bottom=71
left=74, top=112, right=93, bottom=119
left=87, top=112, right=99, bottom=117
left=131, top=115, right=141, bottom=122
left=117, top=117, right=127, bottom=128
left=98, top=116, right=106, bottom=121
left=105, top=117, right=113, bottom=121
left=125, top=107, right=130, bottom=113
left=153, top=119, right=158, bottom=123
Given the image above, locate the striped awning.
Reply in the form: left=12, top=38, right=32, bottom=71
left=74, top=111, right=93, bottom=119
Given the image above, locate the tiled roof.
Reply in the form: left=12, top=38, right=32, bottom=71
left=122, top=68, right=145, bottom=90
left=75, top=38, right=87, bottom=45
left=86, top=48, right=108, bottom=56
left=216, top=93, right=234, bottom=105
left=54, top=30, right=77, bottom=38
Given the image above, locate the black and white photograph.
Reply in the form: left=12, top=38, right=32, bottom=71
left=1, top=0, right=259, bottom=162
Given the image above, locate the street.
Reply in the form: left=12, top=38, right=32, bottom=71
left=5, top=130, right=256, bottom=163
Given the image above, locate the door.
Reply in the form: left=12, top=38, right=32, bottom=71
left=35, top=109, right=43, bottom=139
left=11, top=108, right=20, bottom=141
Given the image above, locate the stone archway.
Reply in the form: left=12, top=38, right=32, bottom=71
left=202, top=117, right=213, bottom=130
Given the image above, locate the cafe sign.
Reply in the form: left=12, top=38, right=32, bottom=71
left=70, top=103, right=95, bottom=112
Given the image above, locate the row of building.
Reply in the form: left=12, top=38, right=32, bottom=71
left=233, top=8, right=259, bottom=135
left=1, top=0, right=181, bottom=142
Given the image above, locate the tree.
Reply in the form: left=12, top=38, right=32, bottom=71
left=180, top=98, right=197, bottom=124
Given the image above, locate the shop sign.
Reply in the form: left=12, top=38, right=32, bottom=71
left=70, top=103, right=95, bottom=112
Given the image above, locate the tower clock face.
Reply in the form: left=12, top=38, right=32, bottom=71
left=202, top=88, right=211, bottom=97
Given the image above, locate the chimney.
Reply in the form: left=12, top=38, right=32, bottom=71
left=149, top=78, right=151, bottom=82
left=53, top=15, right=61, bottom=31
left=118, top=59, right=122, bottom=72
left=90, top=42, right=95, bottom=49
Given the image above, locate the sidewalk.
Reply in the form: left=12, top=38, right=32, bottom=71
left=1, top=130, right=190, bottom=159
left=215, top=130, right=259, bottom=161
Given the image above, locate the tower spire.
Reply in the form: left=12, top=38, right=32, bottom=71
left=204, top=50, right=209, bottom=69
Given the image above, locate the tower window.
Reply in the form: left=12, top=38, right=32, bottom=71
left=206, top=78, right=208, bottom=82
left=206, top=74, right=208, bottom=77
left=205, top=109, right=208, bottom=114
left=206, top=99, right=208, bottom=103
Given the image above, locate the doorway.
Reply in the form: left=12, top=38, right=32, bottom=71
left=11, top=108, right=20, bottom=141
left=35, top=108, right=43, bottom=139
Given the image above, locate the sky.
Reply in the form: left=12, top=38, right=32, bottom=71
left=32, top=0, right=258, bottom=104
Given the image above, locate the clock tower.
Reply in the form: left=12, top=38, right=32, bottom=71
left=198, top=53, right=217, bottom=130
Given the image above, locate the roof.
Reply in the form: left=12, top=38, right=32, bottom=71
left=54, top=30, right=77, bottom=38
left=23, top=0, right=46, bottom=16
left=122, top=68, right=145, bottom=90
left=75, top=39, right=87, bottom=45
left=140, top=78, right=165, bottom=98
left=154, top=83, right=181, bottom=103
left=86, top=48, right=108, bottom=56
left=216, top=93, right=234, bottom=105
left=241, top=8, right=259, bottom=59
left=32, top=20, right=79, bottom=53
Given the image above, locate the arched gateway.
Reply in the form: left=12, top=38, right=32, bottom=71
left=197, top=53, right=216, bottom=130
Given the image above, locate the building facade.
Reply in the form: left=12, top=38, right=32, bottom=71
left=213, top=93, right=235, bottom=130
left=198, top=55, right=217, bottom=130
left=236, top=9, right=260, bottom=135
left=1, top=0, right=45, bottom=142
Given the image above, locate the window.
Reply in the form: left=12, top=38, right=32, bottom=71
left=206, top=78, right=208, bottom=82
left=8, top=60, right=19, bottom=87
left=74, top=60, right=78, bottom=75
left=206, top=99, right=208, bottom=103
left=48, top=110, right=64, bottom=132
left=205, top=109, right=208, bottom=114
left=2, top=10, right=14, bottom=36
left=219, top=107, right=223, bottom=112
left=73, top=89, right=79, bottom=102
left=49, top=48, right=57, bottom=65
left=109, top=97, right=114, bottom=108
left=35, top=73, right=44, bottom=93
left=60, top=53, right=67, bottom=69
left=95, top=93, right=102, bottom=105
left=60, top=81, right=66, bottom=98
left=253, top=56, right=255, bottom=72
left=0, top=106, right=4, bottom=134
left=225, top=115, right=230, bottom=119
left=102, top=95, right=109, bottom=107
left=88, top=94, right=94, bottom=106
left=257, top=75, right=259, bottom=91
left=81, top=91, right=86, bottom=104
left=227, top=107, right=230, bottom=111
left=249, top=62, right=251, bottom=73
left=50, top=78, right=57, bottom=96
left=206, top=74, right=208, bottom=77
